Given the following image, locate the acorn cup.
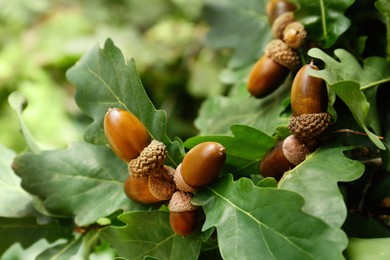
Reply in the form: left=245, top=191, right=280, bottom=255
left=103, top=107, right=175, bottom=204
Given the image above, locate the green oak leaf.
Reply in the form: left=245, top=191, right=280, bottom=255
left=36, top=236, right=82, bottom=260
left=291, top=0, right=354, bottom=47
left=12, top=142, right=147, bottom=226
left=203, top=0, right=272, bottom=68
left=278, top=145, right=365, bottom=228
left=66, top=38, right=184, bottom=166
left=376, top=0, right=390, bottom=59
left=192, top=175, right=348, bottom=260
left=194, top=80, right=291, bottom=136
left=308, top=47, right=390, bottom=150
left=0, top=144, right=34, bottom=218
left=101, top=211, right=202, bottom=260
left=345, top=237, right=390, bottom=260
left=8, top=92, right=40, bottom=153
left=0, top=217, right=72, bottom=256
left=184, top=125, right=276, bottom=177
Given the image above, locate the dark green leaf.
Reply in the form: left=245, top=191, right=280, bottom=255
left=0, top=144, right=34, bottom=218
left=0, top=217, right=72, bottom=256
left=279, top=145, right=365, bottom=228
left=101, top=211, right=202, bottom=260
left=12, top=142, right=146, bottom=226
left=36, top=236, right=82, bottom=260
left=292, top=0, right=354, bottom=47
left=376, top=0, right=390, bottom=59
left=194, top=80, right=291, bottom=136
left=184, top=125, right=276, bottom=177
left=342, top=213, right=390, bottom=238
left=66, top=38, right=184, bottom=166
left=308, top=48, right=390, bottom=149
left=203, top=0, right=272, bottom=68
left=193, top=175, right=348, bottom=260
left=345, top=237, right=390, bottom=260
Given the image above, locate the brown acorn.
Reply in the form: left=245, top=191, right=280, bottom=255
left=124, top=165, right=176, bottom=204
left=272, top=11, right=295, bottom=39
left=168, top=191, right=199, bottom=236
left=179, top=142, right=226, bottom=189
left=247, top=39, right=300, bottom=98
left=289, top=62, right=333, bottom=148
left=260, top=135, right=312, bottom=179
left=104, top=108, right=151, bottom=162
left=290, top=62, right=328, bottom=117
left=266, top=0, right=296, bottom=25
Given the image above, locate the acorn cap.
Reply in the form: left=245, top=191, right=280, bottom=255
left=288, top=112, right=333, bottom=148
left=282, top=135, right=312, bottom=165
left=265, top=39, right=300, bottom=70
left=173, top=164, right=197, bottom=193
left=283, top=21, right=307, bottom=49
left=272, top=11, right=295, bottom=39
left=168, top=191, right=198, bottom=212
left=128, top=140, right=167, bottom=177
left=148, top=173, right=176, bottom=201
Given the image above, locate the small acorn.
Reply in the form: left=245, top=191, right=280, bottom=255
left=104, top=108, right=151, bottom=162
left=266, top=0, right=296, bottom=25
left=283, top=21, right=307, bottom=49
left=175, top=142, right=226, bottom=190
left=272, top=11, right=295, bottom=39
left=247, top=39, right=300, bottom=98
left=168, top=191, right=199, bottom=236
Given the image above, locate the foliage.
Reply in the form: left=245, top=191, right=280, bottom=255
left=1, top=0, right=390, bottom=259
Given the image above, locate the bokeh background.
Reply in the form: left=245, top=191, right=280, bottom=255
left=0, top=0, right=229, bottom=152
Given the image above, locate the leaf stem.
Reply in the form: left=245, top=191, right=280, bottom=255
left=319, top=0, right=327, bottom=41
left=360, top=77, right=390, bottom=90
left=333, top=129, right=384, bottom=140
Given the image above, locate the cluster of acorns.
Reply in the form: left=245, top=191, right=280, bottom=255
left=104, top=108, right=226, bottom=236
left=247, top=0, right=306, bottom=98
left=248, top=0, right=334, bottom=179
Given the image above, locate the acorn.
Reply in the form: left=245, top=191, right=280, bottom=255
left=266, top=0, right=296, bottom=25
left=247, top=39, right=300, bottom=98
left=289, top=62, right=333, bottom=148
left=174, top=142, right=226, bottom=191
left=168, top=191, right=199, bottom=236
left=290, top=62, right=328, bottom=117
left=104, top=108, right=151, bottom=162
left=124, top=165, right=176, bottom=204
left=260, top=135, right=312, bottom=179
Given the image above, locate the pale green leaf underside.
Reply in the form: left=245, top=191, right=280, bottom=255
left=0, top=144, right=34, bottom=218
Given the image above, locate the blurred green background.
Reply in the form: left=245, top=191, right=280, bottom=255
left=0, top=0, right=228, bottom=153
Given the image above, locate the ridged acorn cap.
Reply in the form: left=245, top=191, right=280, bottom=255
left=289, top=112, right=333, bottom=147
left=128, top=140, right=167, bottom=177
left=265, top=39, right=300, bottom=70
left=168, top=191, right=198, bottom=212
left=282, top=135, right=312, bottom=165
